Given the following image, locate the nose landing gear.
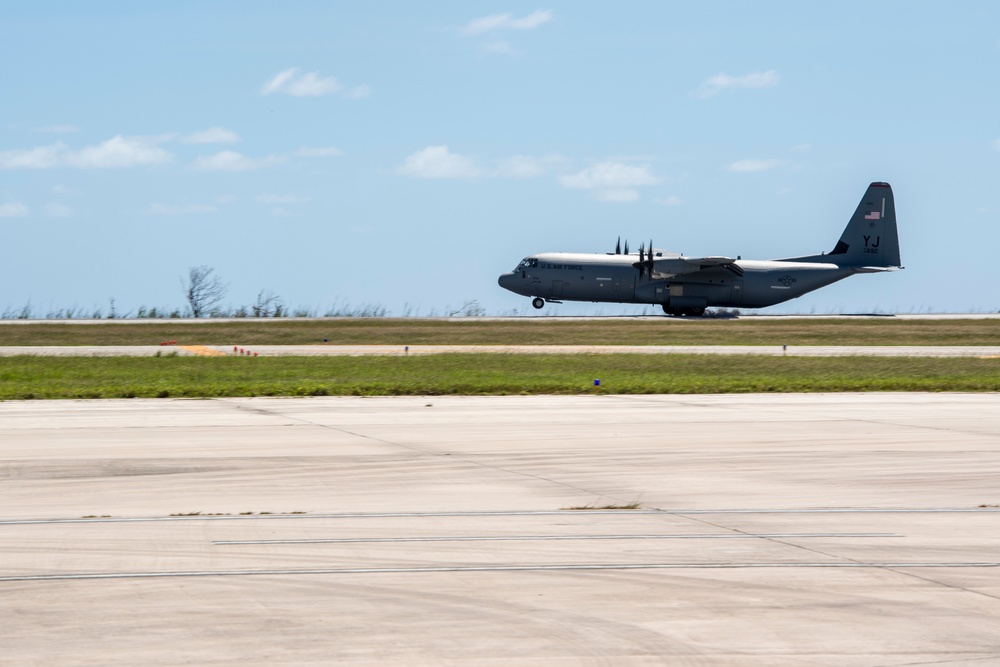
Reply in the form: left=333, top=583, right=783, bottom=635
left=532, top=297, right=545, bottom=310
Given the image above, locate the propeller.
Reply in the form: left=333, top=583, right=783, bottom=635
left=633, top=240, right=655, bottom=279
left=615, top=237, right=621, bottom=255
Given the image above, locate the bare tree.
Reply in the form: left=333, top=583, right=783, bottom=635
left=251, top=290, right=285, bottom=318
left=182, top=265, right=228, bottom=318
left=448, top=299, right=486, bottom=317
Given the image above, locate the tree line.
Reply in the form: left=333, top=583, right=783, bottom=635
left=1, top=265, right=493, bottom=319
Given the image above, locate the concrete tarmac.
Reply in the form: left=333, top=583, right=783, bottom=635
left=2, top=394, right=1000, bottom=665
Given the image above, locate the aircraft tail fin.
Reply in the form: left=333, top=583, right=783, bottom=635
left=825, top=182, right=901, bottom=267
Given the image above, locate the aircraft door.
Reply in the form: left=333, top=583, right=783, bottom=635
left=730, top=280, right=743, bottom=306
left=551, top=280, right=565, bottom=298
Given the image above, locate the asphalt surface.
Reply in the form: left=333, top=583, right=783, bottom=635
left=2, top=394, right=999, bottom=665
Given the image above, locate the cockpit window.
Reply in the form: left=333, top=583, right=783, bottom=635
left=515, top=257, right=539, bottom=270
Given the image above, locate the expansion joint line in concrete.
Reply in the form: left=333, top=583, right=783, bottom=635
left=212, top=532, right=899, bottom=546
left=224, top=400, right=631, bottom=506
left=609, top=394, right=1000, bottom=442
left=2, top=508, right=998, bottom=526
left=677, top=511, right=1000, bottom=604
left=2, top=562, right=999, bottom=583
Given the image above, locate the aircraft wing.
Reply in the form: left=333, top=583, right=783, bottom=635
left=651, top=255, right=744, bottom=277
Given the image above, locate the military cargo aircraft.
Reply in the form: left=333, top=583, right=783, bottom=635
left=498, top=182, right=902, bottom=315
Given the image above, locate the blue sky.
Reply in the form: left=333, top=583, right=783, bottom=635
left=2, top=1, right=999, bottom=316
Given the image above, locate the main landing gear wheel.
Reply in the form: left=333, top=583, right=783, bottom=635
left=662, top=305, right=706, bottom=317
left=532, top=297, right=545, bottom=310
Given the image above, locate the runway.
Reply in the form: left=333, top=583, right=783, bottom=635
left=2, top=394, right=1000, bottom=665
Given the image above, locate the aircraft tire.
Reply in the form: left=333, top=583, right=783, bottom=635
left=685, top=307, right=706, bottom=317
left=662, top=304, right=683, bottom=316
left=532, top=297, right=545, bottom=310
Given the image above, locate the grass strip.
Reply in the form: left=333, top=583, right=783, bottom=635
left=2, top=354, right=999, bottom=400
left=1, top=318, right=999, bottom=347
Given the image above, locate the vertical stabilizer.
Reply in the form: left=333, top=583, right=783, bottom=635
left=827, top=182, right=901, bottom=267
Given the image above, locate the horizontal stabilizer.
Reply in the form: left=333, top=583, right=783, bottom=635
left=853, top=266, right=903, bottom=273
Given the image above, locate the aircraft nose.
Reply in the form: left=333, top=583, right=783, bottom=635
left=497, top=271, right=517, bottom=292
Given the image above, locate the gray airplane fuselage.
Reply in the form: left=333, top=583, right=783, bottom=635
left=498, top=254, right=853, bottom=310
left=498, top=182, right=902, bottom=315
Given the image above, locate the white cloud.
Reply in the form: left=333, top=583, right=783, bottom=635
left=191, top=150, right=284, bottom=171
left=43, top=203, right=73, bottom=217
left=559, top=162, right=660, bottom=189
left=0, top=143, right=65, bottom=169
left=0, top=202, right=29, bottom=217
left=396, top=149, right=562, bottom=181
left=68, top=136, right=173, bottom=168
left=51, top=184, right=78, bottom=195
left=462, top=10, right=554, bottom=35
left=692, top=70, right=779, bottom=99
left=559, top=162, right=660, bottom=203
left=261, top=68, right=342, bottom=97
left=191, top=145, right=340, bottom=171
left=260, top=68, right=298, bottom=95
left=992, top=139, right=1000, bottom=150
left=296, top=146, right=343, bottom=157
left=182, top=127, right=241, bottom=144
left=506, top=10, right=554, bottom=30
left=654, top=195, right=685, bottom=206
left=287, top=72, right=342, bottom=96
left=261, top=68, right=371, bottom=99
left=345, top=84, right=373, bottom=100
left=398, top=145, right=481, bottom=180
left=494, top=154, right=564, bottom=178
left=0, top=136, right=172, bottom=169
left=255, top=194, right=309, bottom=204
left=144, top=203, right=218, bottom=216
left=726, top=158, right=784, bottom=173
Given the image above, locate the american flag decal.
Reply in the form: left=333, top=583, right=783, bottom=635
left=864, top=211, right=880, bottom=220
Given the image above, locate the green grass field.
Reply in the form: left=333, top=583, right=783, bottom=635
left=1, top=317, right=1000, bottom=346
left=2, top=354, right=999, bottom=400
